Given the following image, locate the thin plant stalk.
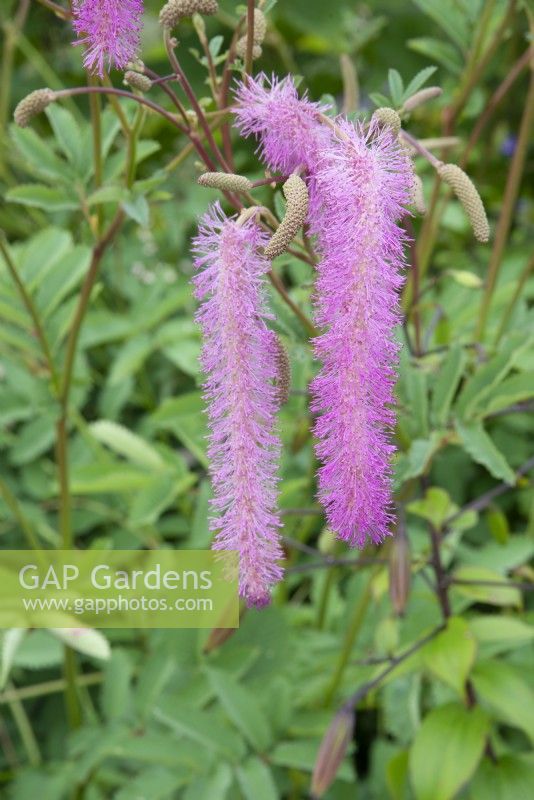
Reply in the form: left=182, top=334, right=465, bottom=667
left=88, top=75, right=103, bottom=231
left=476, top=47, right=534, bottom=339
left=494, top=253, right=534, bottom=342
left=324, top=571, right=376, bottom=705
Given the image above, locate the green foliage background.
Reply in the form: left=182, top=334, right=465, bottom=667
left=0, top=0, right=533, bottom=798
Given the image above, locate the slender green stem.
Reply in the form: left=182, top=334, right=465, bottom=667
left=6, top=683, right=41, bottom=766
left=55, top=209, right=124, bottom=729
left=54, top=86, right=188, bottom=134
left=126, top=106, right=146, bottom=188
left=443, top=0, right=516, bottom=135
left=60, top=210, right=124, bottom=413
left=163, top=29, right=233, bottom=172
left=324, top=571, right=376, bottom=705
left=245, top=0, right=255, bottom=75
left=0, top=232, right=60, bottom=392
left=268, top=269, right=317, bottom=336
left=316, top=567, right=337, bottom=629
left=340, top=625, right=445, bottom=711
left=63, top=651, right=82, bottom=729
left=412, top=0, right=518, bottom=288
left=0, top=0, right=30, bottom=155
left=0, top=479, right=41, bottom=550
left=461, top=47, right=532, bottom=167
left=476, top=51, right=534, bottom=340
left=34, top=0, right=69, bottom=17
left=88, top=76, right=103, bottom=231
left=494, top=253, right=534, bottom=342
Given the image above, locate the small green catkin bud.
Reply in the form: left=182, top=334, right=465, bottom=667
left=438, top=163, right=490, bottom=243
left=236, top=37, right=263, bottom=60
left=197, top=172, right=252, bottom=192
left=371, top=106, right=401, bottom=135
left=273, top=336, right=291, bottom=405
left=402, top=86, right=442, bottom=112
left=411, top=174, right=426, bottom=215
left=197, top=0, right=218, bottom=13
left=265, top=174, right=309, bottom=260
left=124, top=70, right=152, bottom=92
left=250, top=8, right=267, bottom=43
left=159, top=0, right=218, bottom=28
left=14, top=89, right=55, bottom=127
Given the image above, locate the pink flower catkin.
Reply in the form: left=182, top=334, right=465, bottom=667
left=235, top=76, right=412, bottom=546
left=72, top=0, right=144, bottom=77
left=234, top=73, right=331, bottom=175
left=192, top=204, right=284, bottom=607
left=311, top=119, right=412, bottom=546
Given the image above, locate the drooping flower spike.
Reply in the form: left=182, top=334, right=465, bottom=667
left=234, top=76, right=413, bottom=547
left=72, top=0, right=144, bottom=77
left=192, top=203, right=284, bottom=607
left=234, top=73, right=332, bottom=176
left=311, top=119, right=412, bottom=546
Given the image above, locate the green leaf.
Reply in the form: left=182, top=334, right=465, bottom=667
left=487, top=507, right=509, bottom=544
left=236, top=757, right=279, bottom=800
left=10, top=412, right=57, bottom=466
left=206, top=667, right=273, bottom=751
left=114, top=767, right=189, bottom=800
left=0, top=629, right=27, bottom=689
left=409, top=703, right=489, bottom=800
left=149, top=393, right=209, bottom=468
left=89, top=420, right=165, bottom=469
left=404, top=66, right=438, bottom=100
left=270, top=740, right=354, bottom=781
left=455, top=420, right=515, bottom=484
left=101, top=649, right=134, bottom=721
left=11, top=630, right=63, bottom=670
left=422, top=617, right=476, bottom=696
left=477, top=373, right=534, bottom=418
left=45, top=105, right=82, bottom=167
left=455, top=337, right=531, bottom=418
left=10, top=125, right=72, bottom=182
left=468, top=754, right=534, bottom=800
left=388, top=69, right=404, bottom=105
left=70, top=463, right=156, bottom=494
left=453, top=566, right=521, bottom=607
left=410, top=0, right=470, bottom=49
left=370, top=92, right=392, bottom=108
left=36, top=245, right=91, bottom=317
left=19, top=227, right=72, bottom=289
left=471, top=660, right=534, bottom=744
left=189, top=480, right=212, bottom=548
left=86, top=185, right=128, bottom=206
left=108, top=335, right=153, bottom=385
left=209, top=35, right=224, bottom=57
left=154, top=700, right=245, bottom=761
left=134, top=653, right=175, bottom=719
left=447, top=269, right=483, bottom=289
left=407, top=38, right=462, bottom=74
left=48, top=628, right=110, bottom=660
left=400, top=433, right=443, bottom=482
left=386, top=750, right=410, bottom=800
left=406, top=368, right=429, bottom=437
left=469, top=615, right=534, bottom=647
left=6, top=184, right=79, bottom=212
left=122, top=194, right=150, bottom=227
left=408, top=486, right=453, bottom=528
left=129, top=472, right=195, bottom=527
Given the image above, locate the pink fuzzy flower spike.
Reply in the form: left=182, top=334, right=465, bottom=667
left=311, top=118, right=413, bottom=546
left=192, top=204, right=284, bottom=607
left=72, top=0, right=143, bottom=77
left=234, top=74, right=332, bottom=175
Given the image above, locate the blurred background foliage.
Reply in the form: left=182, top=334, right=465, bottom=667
left=0, top=0, right=533, bottom=798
